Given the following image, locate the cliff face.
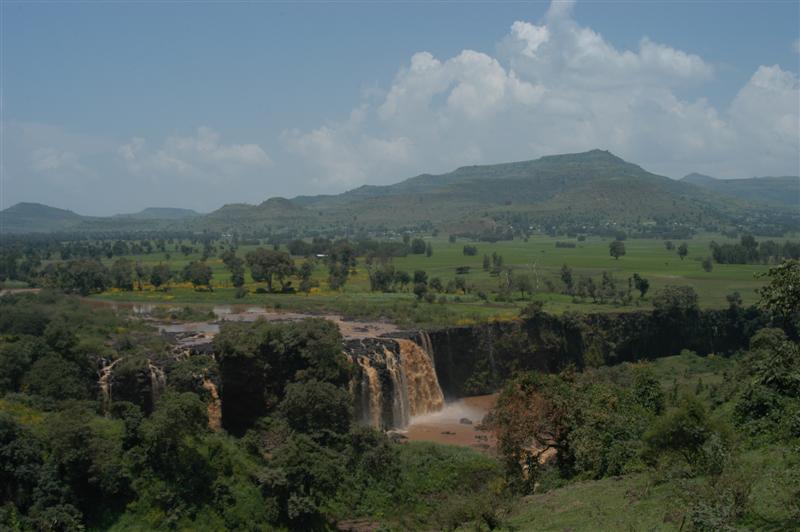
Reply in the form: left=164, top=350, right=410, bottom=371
left=424, top=306, right=767, bottom=398
left=100, top=306, right=767, bottom=434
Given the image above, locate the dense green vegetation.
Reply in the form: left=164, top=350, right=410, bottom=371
left=0, top=259, right=796, bottom=530
left=0, top=293, right=505, bottom=530
left=485, top=263, right=800, bottom=530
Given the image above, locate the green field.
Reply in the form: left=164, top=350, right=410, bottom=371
left=90, top=234, right=771, bottom=326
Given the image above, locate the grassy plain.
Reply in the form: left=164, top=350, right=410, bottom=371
left=91, top=234, right=771, bottom=326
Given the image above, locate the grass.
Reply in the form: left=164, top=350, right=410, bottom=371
left=496, top=444, right=798, bottom=532
left=483, top=352, right=798, bottom=531
left=88, top=233, right=771, bottom=326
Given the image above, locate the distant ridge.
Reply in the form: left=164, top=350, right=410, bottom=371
left=114, top=207, right=200, bottom=220
left=0, top=202, right=86, bottom=233
left=681, top=173, right=800, bottom=208
left=2, top=150, right=797, bottom=233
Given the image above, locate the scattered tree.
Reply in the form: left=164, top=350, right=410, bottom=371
left=609, top=240, right=626, bottom=260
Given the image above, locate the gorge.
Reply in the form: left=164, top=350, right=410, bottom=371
left=94, top=300, right=766, bottom=437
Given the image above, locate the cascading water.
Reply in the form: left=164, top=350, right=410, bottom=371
left=147, top=360, right=167, bottom=407
left=98, top=357, right=124, bottom=416
left=396, top=339, right=444, bottom=416
left=202, top=376, right=222, bottom=431
left=347, top=335, right=444, bottom=430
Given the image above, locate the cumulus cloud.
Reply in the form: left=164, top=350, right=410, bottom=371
left=284, top=0, right=797, bottom=186
left=29, top=148, right=82, bottom=173
left=3, top=123, right=272, bottom=214
left=120, top=126, right=271, bottom=182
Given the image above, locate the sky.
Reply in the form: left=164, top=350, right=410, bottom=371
left=1, top=0, right=799, bottom=216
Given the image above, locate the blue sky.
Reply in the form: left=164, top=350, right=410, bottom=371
left=2, top=0, right=799, bottom=215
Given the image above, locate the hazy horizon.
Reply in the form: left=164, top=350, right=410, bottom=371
left=2, top=0, right=799, bottom=215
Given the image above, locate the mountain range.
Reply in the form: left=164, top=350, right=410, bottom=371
left=681, top=173, right=799, bottom=208
left=2, top=150, right=797, bottom=234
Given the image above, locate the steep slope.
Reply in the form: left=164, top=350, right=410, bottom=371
left=295, top=150, right=746, bottom=229
left=681, top=173, right=799, bottom=208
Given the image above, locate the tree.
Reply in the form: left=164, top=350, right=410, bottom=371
left=653, top=285, right=699, bottom=315
left=643, top=396, right=725, bottom=471
left=632, top=273, right=650, bottom=298
left=213, top=318, right=349, bottom=435
left=702, top=257, right=713, bottom=272
left=454, top=276, right=468, bottom=294
left=110, top=258, right=134, bottom=291
left=23, top=354, right=89, bottom=400
left=425, top=242, right=433, bottom=257
left=463, top=245, right=478, bottom=256
left=429, top=277, right=443, bottom=292
left=133, top=262, right=149, bottom=291
left=246, top=248, right=295, bottom=292
left=150, top=263, right=172, bottom=291
left=513, top=273, right=533, bottom=298
left=394, top=270, right=411, bottom=291
left=677, top=242, right=689, bottom=260
left=222, top=250, right=246, bottom=287
left=410, top=238, right=426, bottom=254
left=413, top=282, right=428, bottom=300
left=413, top=270, right=428, bottom=285
left=756, top=259, right=800, bottom=322
left=665, top=240, right=674, bottom=251
left=278, top=380, right=352, bottom=440
left=560, top=264, right=574, bottom=293
left=298, top=261, right=317, bottom=294
left=326, top=240, right=357, bottom=290
left=182, top=261, right=213, bottom=291
left=609, top=240, right=626, bottom=260
left=483, top=254, right=491, bottom=271
left=60, top=259, right=110, bottom=296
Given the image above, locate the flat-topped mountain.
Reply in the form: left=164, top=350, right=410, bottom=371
left=3, top=150, right=797, bottom=234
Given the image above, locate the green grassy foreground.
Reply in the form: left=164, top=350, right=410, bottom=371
left=90, top=234, right=771, bottom=326
left=462, top=351, right=799, bottom=531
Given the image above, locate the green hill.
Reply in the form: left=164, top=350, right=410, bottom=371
left=3, top=150, right=797, bottom=234
left=288, top=150, right=772, bottom=232
left=681, top=172, right=799, bottom=208
left=0, top=202, right=88, bottom=232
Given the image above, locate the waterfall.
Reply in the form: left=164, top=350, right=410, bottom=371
left=147, top=360, right=167, bottom=407
left=354, top=354, right=384, bottom=427
left=347, top=335, right=444, bottom=430
left=396, top=339, right=444, bottom=417
left=202, top=377, right=222, bottom=431
left=384, top=345, right=411, bottom=428
left=98, top=357, right=124, bottom=416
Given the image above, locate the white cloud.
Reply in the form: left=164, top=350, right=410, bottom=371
left=120, top=126, right=271, bottom=183
left=284, top=0, right=796, bottom=185
left=30, top=147, right=81, bottom=172
left=2, top=123, right=273, bottom=214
